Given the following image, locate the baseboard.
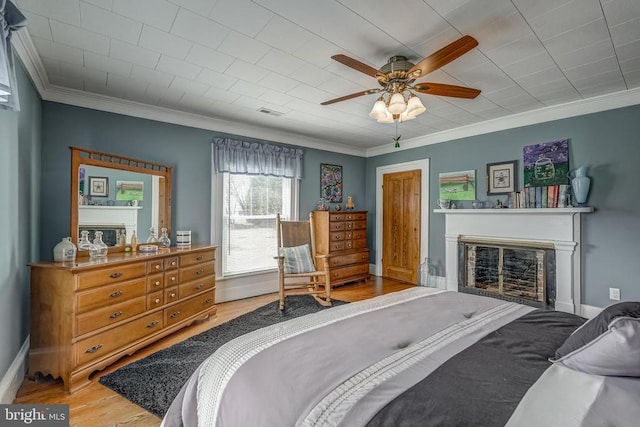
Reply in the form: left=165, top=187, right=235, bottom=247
left=215, top=276, right=278, bottom=303
left=0, top=336, right=29, bottom=404
left=581, top=304, right=602, bottom=318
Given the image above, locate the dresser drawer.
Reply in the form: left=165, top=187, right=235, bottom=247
left=75, top=312, right=163, bottom=366
left=77, top=263, right=146, bottom=290
left=146, top=273, right=164, bottom=292
left=329, top=231, right=346, bottom=242
left=329, top=213, right=346, bottom=222
left=179, top=262, right=215, bottom=283
left=330, top=241, right=345, bottom=251
left=329, top=263, right=369, bottom=281
left=351, top=239, right=367, bottom=249
left=164, top=291, right=215, bottom=327
left=76, top=278, right=146, bottom=314
left=329, top=221, right=345, bottom=232
left=345, top=212, right=366, bottom=221
left=148, top=259, right=164, bottom=274
left=76, top=296, right=146, bottom=336
left=164, top=256, right=179, bottom=270
left=180, top=250, right=215, bottom=267
left=147, top=291, right=164, bottom=310
left=328, top=251, right=370, bottom=268
left=164, top=286, right=179, bottom=303
left=179, top=276, right=215, bottom=299
left=165, top=270, right=179, bottom=287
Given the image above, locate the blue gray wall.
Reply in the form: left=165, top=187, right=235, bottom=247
left=366, top=104, right=640, bottom=308
left=39, top=102, right=366, bottom=260
left=0, top=60, right=41, bottom=399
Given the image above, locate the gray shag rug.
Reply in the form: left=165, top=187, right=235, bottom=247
left=99, top=295, right=346, bottom=418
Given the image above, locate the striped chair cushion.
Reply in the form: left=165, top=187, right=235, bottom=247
left=281, top=244, right=316, bottom=274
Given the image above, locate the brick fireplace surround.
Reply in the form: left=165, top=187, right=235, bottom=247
left=437, top=207, right=593, bottom=316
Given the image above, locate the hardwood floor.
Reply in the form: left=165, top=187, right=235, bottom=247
left=14, top=276, right=414, bottom=427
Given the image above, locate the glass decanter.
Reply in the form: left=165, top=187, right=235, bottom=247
left=158, top=227, right=171, bottom=248
left=89, top=230, right=108, bottom=259
left=78, top=230, right=92, bottom=251
left=147, top=227, right=158, bottom=243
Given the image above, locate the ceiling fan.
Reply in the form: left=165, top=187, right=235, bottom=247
left=321, top=35, right=481, bottom=123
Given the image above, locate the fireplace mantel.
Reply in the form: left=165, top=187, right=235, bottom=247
left=436, top=207, right=594, bottom=315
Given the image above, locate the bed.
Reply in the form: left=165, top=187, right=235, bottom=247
left=161, top=288, right=640, bottom=427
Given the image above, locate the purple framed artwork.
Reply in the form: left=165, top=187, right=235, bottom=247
left=523, top=139, right=569, bottom=187
left=320, top=163, right=343, bottom=202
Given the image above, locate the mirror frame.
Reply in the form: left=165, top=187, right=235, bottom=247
left=70, top=146, right=173, bottom=254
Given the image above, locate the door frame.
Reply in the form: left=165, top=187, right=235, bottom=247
left=375, top=159, right=430, bottom=276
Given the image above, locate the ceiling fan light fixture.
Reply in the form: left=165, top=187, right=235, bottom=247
left=406, top=93, right=426, bottom=117
left=387, top=92, right=407, bottom=114
left=369, top=97, right=388, bottom=120
left=376, top=109, right=395, bottom=123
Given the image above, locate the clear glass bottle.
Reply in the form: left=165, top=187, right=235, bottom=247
left=78, top=230, right=92, bottom=251
left=89, top=230, right=108, bottom=259
left=147, top=227, right=158, bottom=243
left=417, top=258, right=438, bottom=288
left=158, top=227, right=171, bottom=248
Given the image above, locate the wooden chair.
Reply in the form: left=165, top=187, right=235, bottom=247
left=275, top=213, right=331, bottom=310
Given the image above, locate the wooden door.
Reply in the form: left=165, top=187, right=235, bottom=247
left=382, top=169, right=421, bottom=284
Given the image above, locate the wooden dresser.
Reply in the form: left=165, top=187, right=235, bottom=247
left=311, top=210, right=370, bottom=287
left=28, top=245, right=216, bottom=393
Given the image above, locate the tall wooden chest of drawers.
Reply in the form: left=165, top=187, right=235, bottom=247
left=311, top=210, right=369, bottom=287
left=28, top=245, right=216, bottom=393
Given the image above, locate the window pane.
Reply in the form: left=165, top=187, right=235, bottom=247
left=222, top=174, right=292, bottom=275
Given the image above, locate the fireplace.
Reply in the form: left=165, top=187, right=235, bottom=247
left=458, top=239, right=555, bottom=309
left=439, top=207, right=592, bottom=315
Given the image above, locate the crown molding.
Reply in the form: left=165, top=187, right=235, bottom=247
left=12, top=31, right=365, bottom=157
left=14, top=30, right=640, bottom=159
left=365, top=86, right=640, bottom=157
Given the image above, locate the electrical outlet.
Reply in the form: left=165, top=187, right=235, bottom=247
left=609, top=288, right=621, bottom=301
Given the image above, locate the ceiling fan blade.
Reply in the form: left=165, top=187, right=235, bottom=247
left=408, top=35, right=478, bottom=78
left=413, top=82, right=481, bottom=99
left=321, top=89, right=380, bottom=105
left=331, top=54, right=381, bottom=78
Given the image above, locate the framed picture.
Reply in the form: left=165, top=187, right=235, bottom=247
left=439, top=170, right=476, bottom=200
left=487, top=160, right=517, bottom=195
left=523, top=139, right=569, bottom=187
left=89, top=176, right=109, bottom=197
left=116, top=180, right=144, bottom=201
left=320, top=163, right=343, bottom=202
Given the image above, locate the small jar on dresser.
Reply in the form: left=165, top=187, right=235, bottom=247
left=28, top=245, right=216, bottom=393
left=310, top=210, right=370, bottom=287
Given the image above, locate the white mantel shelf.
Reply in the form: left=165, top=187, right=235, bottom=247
left=79, top=206, right=143, bottom=210
left=434, top=207, right=594, bottom=214
left=439, top=205, right=594, bottom=316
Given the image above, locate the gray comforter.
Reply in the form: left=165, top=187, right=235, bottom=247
left=161, top=288, right=640, bottom=427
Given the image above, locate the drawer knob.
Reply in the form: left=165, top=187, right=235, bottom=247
left=170, top=311, right=181, bottom=318
left=204, top=298, right=213, bottom=304
left=196, top=269, right=204, bottom=275
left=171, top=277, right=176, bottom=282
left=147, top=320, right=159, bottom=328
left=85, top=344, right=103, bottom=354
left=154, top=298, right=161, bottom=304
left=109, top=290, right=122, bottom=298
left=195, top=284, right=203, bottom=290
left=110, top=272, right=122, bottom=279
left=196, top=256, right=203, bottom=261
left=110, top=311, right=123, bottom=319
left=170, top=292, right=176, bottom=298
left=154, top=281, right=161, bottom=287
left=155, top=265, right=161, bottom=270
left=171, top=261, right=176, bottom=266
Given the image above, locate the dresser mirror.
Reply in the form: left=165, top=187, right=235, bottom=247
left=70, top=146, right=172, bottom=253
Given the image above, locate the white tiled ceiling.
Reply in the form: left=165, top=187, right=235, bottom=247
left=12, top=0, right=640, bottom=151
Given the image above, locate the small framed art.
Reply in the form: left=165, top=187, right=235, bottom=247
left=320, top=163, right=343, bottom=202
left=89, top=176, right=109, bottom=197
left=486, top=160, right=517, bottom=195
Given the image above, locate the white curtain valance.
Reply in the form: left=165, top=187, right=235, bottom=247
left=0, top=0, right=26, bottom=111
left=212, top=138, right=303, bottom=179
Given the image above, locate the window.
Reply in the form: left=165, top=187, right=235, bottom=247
left=221, top=173, right=297, bottom=276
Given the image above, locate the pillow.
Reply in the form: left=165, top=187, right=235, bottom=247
left=551, top=301, right=640, bottom=376
left=280, top=244, right=316, bottom=274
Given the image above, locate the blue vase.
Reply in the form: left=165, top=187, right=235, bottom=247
left=569, top=166, right=591, bottom=206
